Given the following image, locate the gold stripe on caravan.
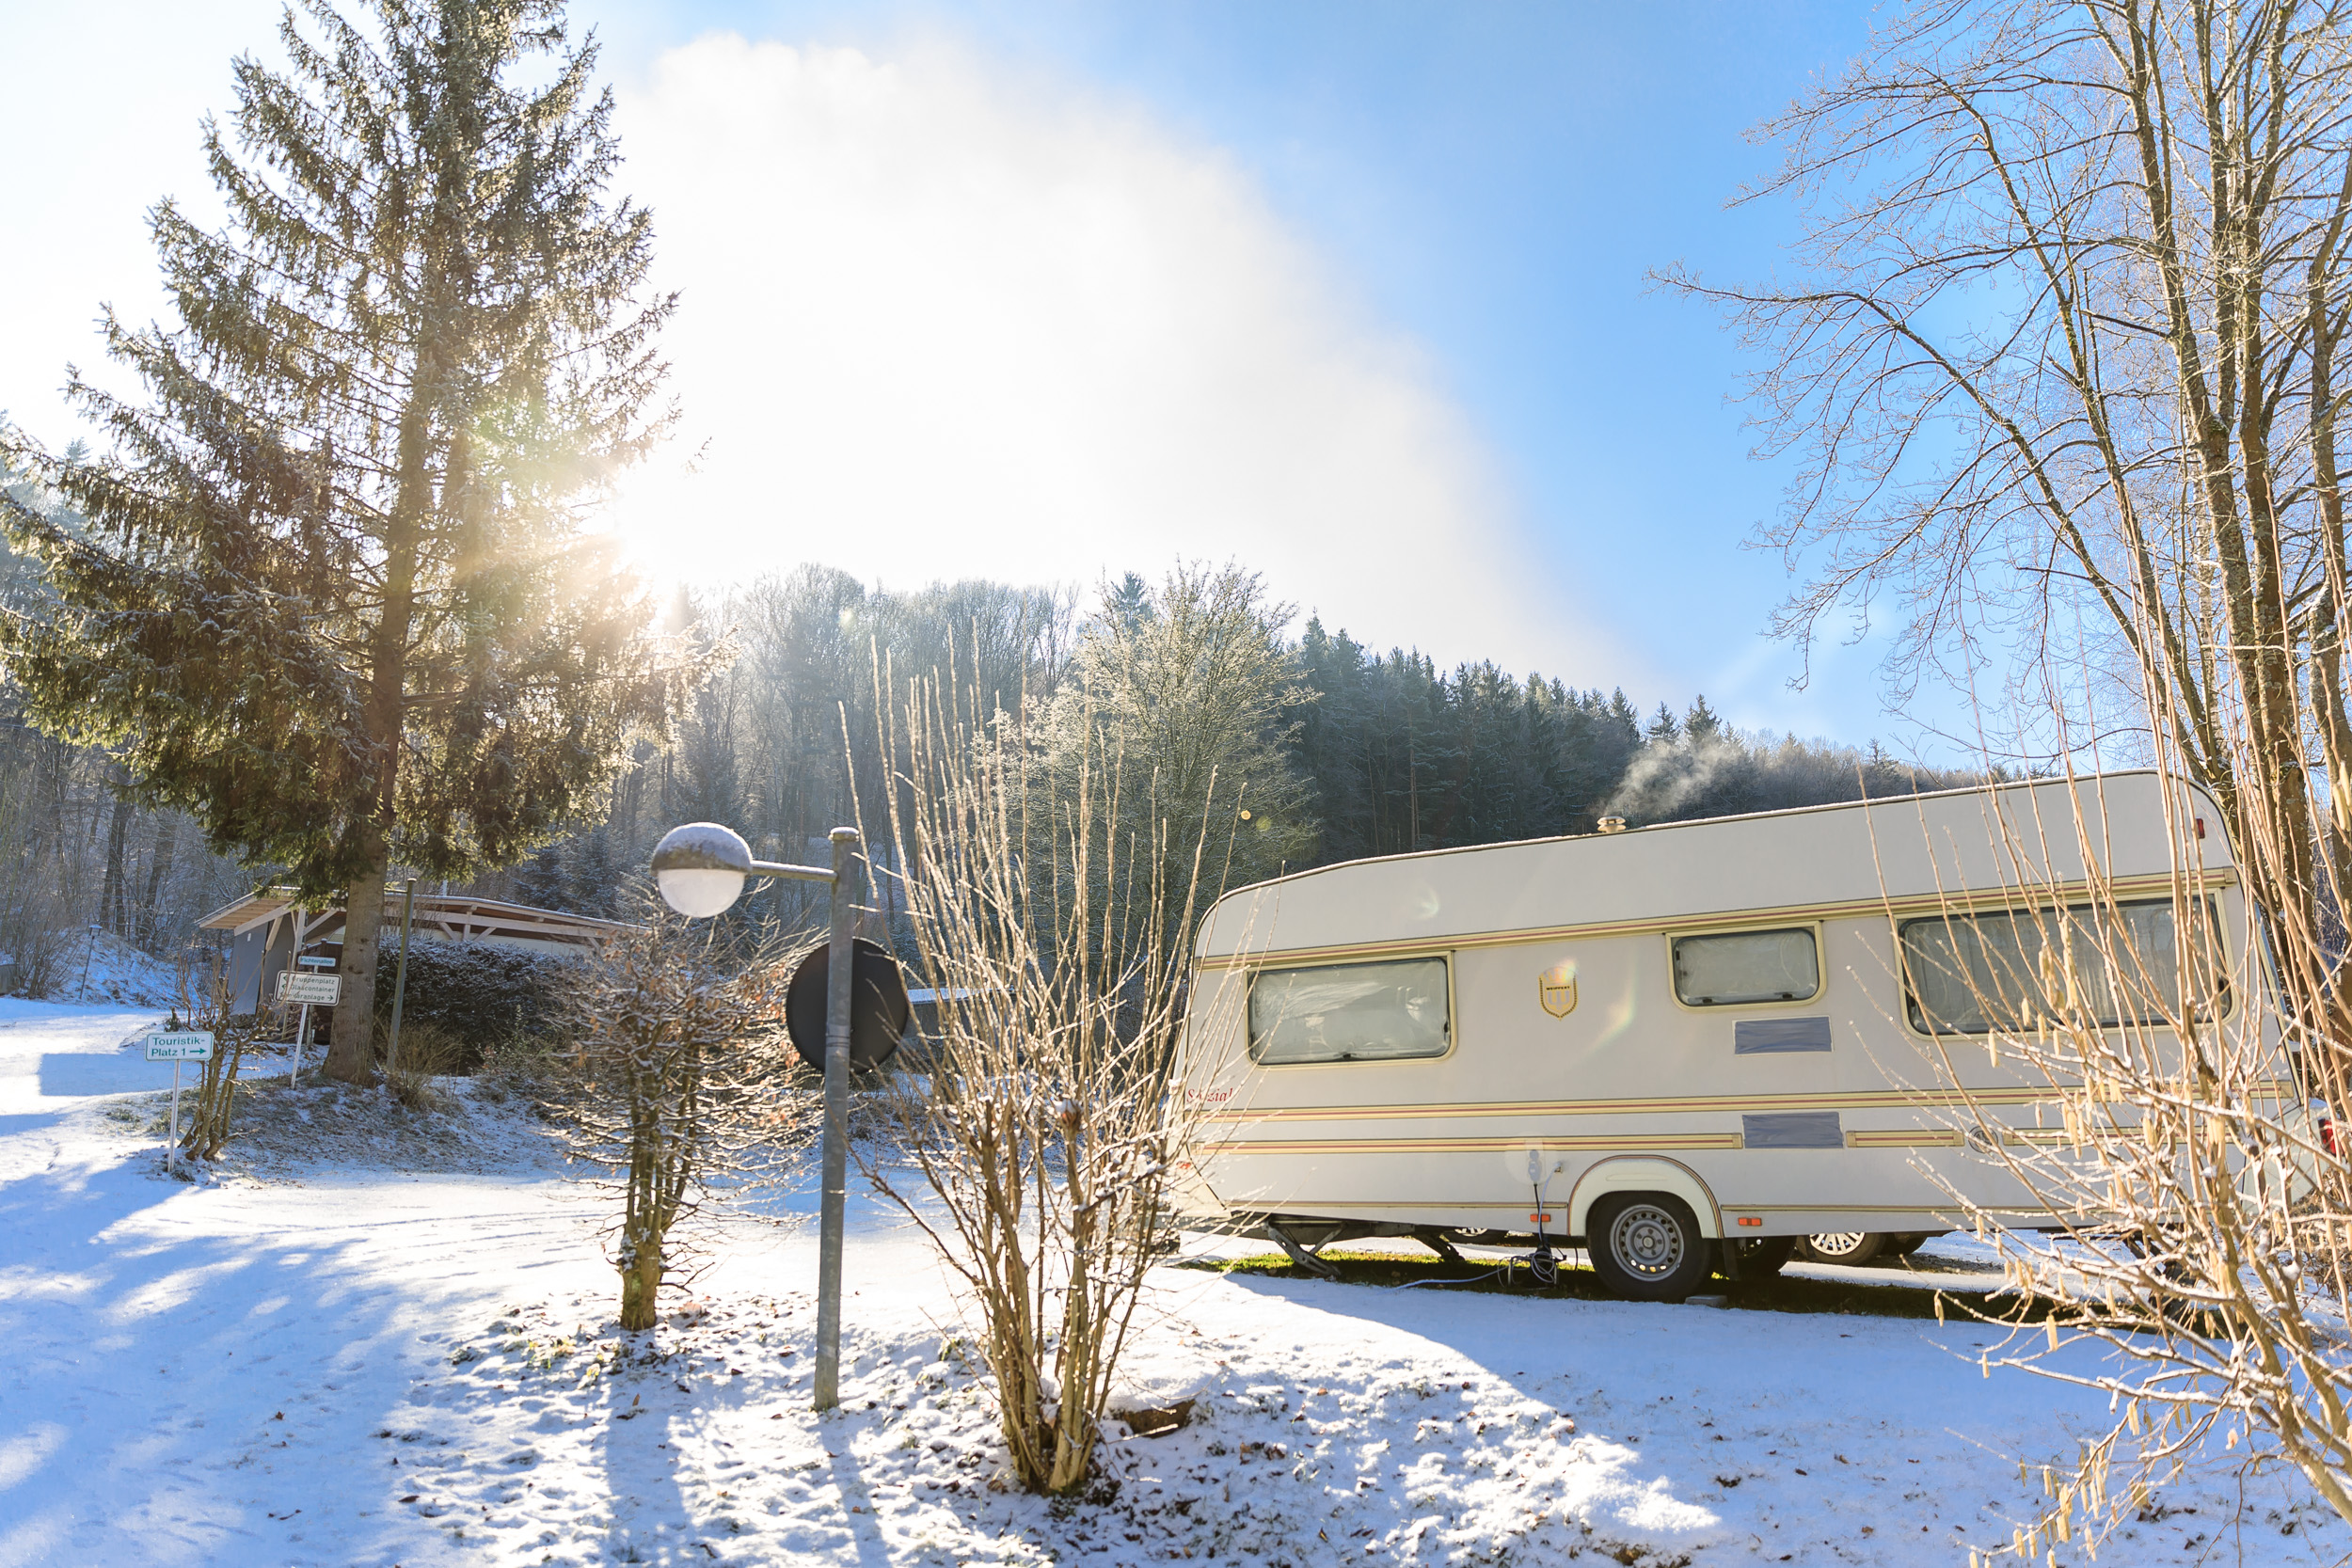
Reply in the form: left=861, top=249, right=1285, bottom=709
left=1203, top=1085, right=2055, bottom=1125
left=1200, top=1133, right=1746, bottom=1157
left=1194, top=869, right=2233, bottom=971
left=1201, top=1079, right=2301, bottom=1126
left=1845, top=1130, right=1964, bottom=1148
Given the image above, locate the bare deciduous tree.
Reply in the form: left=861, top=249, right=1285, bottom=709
left=1037, top=562, right=1317, bottom=960
left=1672, top=0, right=2352, bottom=1548
left=1663, top=0, right=2352, bottom=1036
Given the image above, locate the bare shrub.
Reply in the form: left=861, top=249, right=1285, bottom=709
left=1880, top=756, right=2352, bottom=1558
left=860, top=664, right=1240, bottom=1496
left=477, top=1025, right=571, bottom=1101
left=179, top=955, right=264, bottom=1162
left=554, top=908, right=817, bottom=1330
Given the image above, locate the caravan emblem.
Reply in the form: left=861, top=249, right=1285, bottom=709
left=1538, top=960, right=1578, bottom=1018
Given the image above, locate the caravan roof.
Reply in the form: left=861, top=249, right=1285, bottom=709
left=1192, top=770, right=2229, bottom=967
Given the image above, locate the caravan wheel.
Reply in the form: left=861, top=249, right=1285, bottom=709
left=1797, top=1231, right=1885, bottom=1266
left=1588, top=1194, right=1714, bottom=1302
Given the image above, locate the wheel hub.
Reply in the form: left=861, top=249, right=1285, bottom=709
left=1610, top=1203, right=1684, bottom=1278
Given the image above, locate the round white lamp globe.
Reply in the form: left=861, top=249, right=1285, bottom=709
left=650, top=821, right=753, bottom=918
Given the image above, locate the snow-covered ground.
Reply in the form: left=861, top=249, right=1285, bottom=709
left=1, top=1000, right=2342, bottom=1566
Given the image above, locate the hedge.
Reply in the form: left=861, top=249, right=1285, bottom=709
left=369, top=939, right=585, bottom=1063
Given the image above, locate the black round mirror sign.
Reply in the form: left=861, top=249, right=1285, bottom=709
left=786, top=938, right=911, bottom=1070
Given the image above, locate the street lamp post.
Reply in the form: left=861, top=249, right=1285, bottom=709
left=650, top=820, right=861, bottom=1411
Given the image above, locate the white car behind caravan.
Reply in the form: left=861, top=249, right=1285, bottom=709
left=1173, top=771, right=2292, bottom=1300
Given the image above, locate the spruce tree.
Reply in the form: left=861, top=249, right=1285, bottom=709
left=1683, top=694, right=1723, bottom=743
left=0, top=0, right=702, bottom=1081
left=568, top=825, right=620, bottom=916
left=513, top=847, right=569, bottom=912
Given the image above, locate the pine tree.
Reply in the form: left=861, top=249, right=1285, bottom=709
left=514, top=846, right=569, bottom=911
left=1684, top=694, right=1723, bottom=743
left=1449, top=662, right=1527, bottom=844
left=1104, top=572, right=1152, bottom=633
left=0, top=0, right=704, bottom=1081
left=569, top=825, right=620, bottom=917
left=1294, top=617, right=1375, bottom=860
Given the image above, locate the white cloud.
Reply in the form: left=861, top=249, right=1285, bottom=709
left=607, top=34, right=1629, bottom=682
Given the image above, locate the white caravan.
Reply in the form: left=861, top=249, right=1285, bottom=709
left=1173, top=771, right=2291, bottom=1299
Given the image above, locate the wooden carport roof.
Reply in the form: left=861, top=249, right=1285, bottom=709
left=197, top=889, right=634, bottom=947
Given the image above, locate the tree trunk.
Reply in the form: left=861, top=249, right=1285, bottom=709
left=619, top=1229, right=663, bottom=1330
left=323, top=364, right=429, bottom=1084
left=98, top=776, right=132, bottom=938
left=138, top=815, right=178, bottom=950
left=324, top=847, right=388, bottom=1083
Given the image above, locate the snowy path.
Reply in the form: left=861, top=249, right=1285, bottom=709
left=0, top=999, right=2342, bottom=1566
left=0, top=1001, right=193, bottom=1117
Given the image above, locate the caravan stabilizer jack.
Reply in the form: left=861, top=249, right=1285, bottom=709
left=1264, top=1219, right=1340, bottom=1280
left=1414, top=1228, right=1466, bottom=1266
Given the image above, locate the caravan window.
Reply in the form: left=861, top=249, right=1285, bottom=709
left=1249, top=957, right=1451, bottom=1065
left=1899, top=897, right=2226, bottom=1035
left=1672, top=928, right=1820, bottom=1006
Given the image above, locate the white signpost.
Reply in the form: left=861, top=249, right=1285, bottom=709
left=146, top=1030, right=215, bottom=1175
left=278, top=970, right=342, bottom=1084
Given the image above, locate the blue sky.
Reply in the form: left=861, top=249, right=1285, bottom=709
left=3, top=3, right=1939, bottom=750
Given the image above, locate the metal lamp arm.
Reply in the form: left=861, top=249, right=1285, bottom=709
left=747, top=860, right=837, bottom=885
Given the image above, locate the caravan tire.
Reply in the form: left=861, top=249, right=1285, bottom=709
left=1797, top=1231, right=1885, bottom=1266
left=1588, top=1194, right=1714, bottom=1302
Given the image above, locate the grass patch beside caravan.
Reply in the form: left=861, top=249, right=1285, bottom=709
left=1179, top=1244, right=2090, bottom=1325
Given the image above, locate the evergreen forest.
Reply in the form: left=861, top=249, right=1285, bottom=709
left=512, top=564, right=1987, bottom=923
